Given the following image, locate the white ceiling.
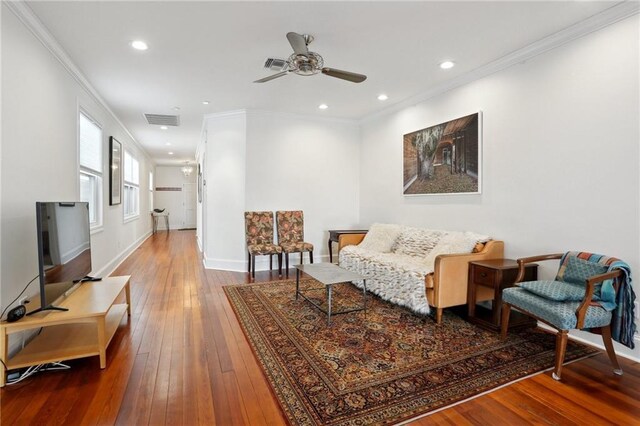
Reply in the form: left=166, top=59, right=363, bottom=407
left=26, top=1, right=617, bottom=165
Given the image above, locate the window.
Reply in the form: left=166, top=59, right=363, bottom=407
left=124, top=150, right=140, bottom=219
left=79, top=112, right=103, bottom=229
left=149, top=172, right=154, bottom=212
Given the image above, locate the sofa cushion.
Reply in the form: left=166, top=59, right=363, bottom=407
left=392, top=228, right=444, bottom=257
left=358, top=223, right=403, bottom=253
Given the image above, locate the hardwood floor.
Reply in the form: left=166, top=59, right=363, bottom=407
left=1, top=230, right=639, bottom=425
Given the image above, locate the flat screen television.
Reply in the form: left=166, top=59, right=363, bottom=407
left=32, top=202, right=93, bottom=314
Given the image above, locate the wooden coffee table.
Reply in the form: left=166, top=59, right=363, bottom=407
left=295, top=263, right=367, bottom=325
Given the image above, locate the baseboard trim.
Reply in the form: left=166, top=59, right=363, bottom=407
left=537, top=322, right=640, bottom=363
left=202, top=253, right=329, bottom=272
left=94, top=231, right=152, bottom=278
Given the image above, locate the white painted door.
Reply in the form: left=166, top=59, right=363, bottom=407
left=183, top=183, right=197, bottom=228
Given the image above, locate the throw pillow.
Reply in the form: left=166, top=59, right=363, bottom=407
left=559, top=256, right=609, bottom=285
left=358, top=223, right=403, bottom=253
left=392, top=228, right=444, bottom=257
left=518, top=280, right=599, bottom=302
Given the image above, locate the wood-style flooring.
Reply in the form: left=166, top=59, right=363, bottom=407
left=1, top=230, right=639, bottom=425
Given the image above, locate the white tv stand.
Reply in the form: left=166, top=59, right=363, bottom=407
left=0, top=276, right=131, bottom=387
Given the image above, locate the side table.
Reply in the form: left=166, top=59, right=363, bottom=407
left=467, top=259, right=537, bottom=331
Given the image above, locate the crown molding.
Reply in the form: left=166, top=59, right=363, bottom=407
left=4, top=1, right=154, bottom=165
left=360, top=1, right=640, bottom=124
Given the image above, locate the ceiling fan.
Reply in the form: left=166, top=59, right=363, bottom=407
left=254, top=32, right=367, bottom=84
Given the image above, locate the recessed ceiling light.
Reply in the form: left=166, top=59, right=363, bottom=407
left=130, top=40, right=148, bottom=51
left=439, top=61, right=455, bottom=69
left=377, top=94, right=388, bottom=101
left=318, top=104, right=328, bottom=110
left=160, top=125, right=168, bottom=130
left=202, top=101, right=210, bottom=105
left=165, top=142, right=171, bottom=146
left=168, top=152, right=174, bottom=155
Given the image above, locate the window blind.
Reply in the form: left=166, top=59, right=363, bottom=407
left=124, top=150, right=140, bottom=185
left=79, top=113, right=102, bottom=173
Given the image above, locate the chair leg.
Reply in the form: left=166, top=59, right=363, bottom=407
left=278, top=253, right=282, bottom=277
left=310, top=250, right=314, bottom=264
left=247, top=251, right=251, bottom=273
left=299, top=252, right=303, bottom=265
left=601, top=325, right=623, bottom=375
left=500, top=304, right=511, bottom=340
left=435, top=307, right=443, bottom=324
left=269, top=254, right=273, bottom=271
left=285, top=253, right=289, bottom=276
left=251, top=255, right=256, bottom=280
left=552, top=330, right=569, bottom=380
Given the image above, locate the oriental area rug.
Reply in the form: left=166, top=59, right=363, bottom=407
left=224, top=278, right=597, bottom=425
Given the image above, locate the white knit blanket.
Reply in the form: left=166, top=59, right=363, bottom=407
left=339, top=227, right=489, bottom=315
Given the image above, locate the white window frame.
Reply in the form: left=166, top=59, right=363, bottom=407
left=123, top=150, right=140, bottom=222
left=78, top=110, right=104, bottom=233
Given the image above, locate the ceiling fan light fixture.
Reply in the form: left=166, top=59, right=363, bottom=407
left=439, top=60, right=455, bottom=69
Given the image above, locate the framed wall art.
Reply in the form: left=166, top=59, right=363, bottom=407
left=109, top=136, right=122, bottom=205
left=403, top=112, right=481, bottom=195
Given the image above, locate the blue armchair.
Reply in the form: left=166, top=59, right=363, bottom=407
left=501, top=252, right=635, bottom=380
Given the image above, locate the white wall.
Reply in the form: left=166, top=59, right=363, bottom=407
left=203, top=112, right=247, bottom=270
left=202, top=110, right=360, bottom=271
left=245, top=111, right=360, bottom=267
left=359, top=16, right=639, bottom=358
left=1, top=5, right=154, bottom=341
left=154, top=166, right=197, bottom=230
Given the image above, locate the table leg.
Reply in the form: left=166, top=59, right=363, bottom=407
left=328, top=239, right=333, bottom=263
left=125, top=281, right=132, bottom=317
left=327, top=285, right=333, bottom=326
left=97, top=317, right=107, bottom=369
left=165, top=215, right=170, bottom=232
left=0, top=329, right=7, bottom=387
left=295, top=268, right=300, bottom=300
left=363, top=279, right=367, bottom=314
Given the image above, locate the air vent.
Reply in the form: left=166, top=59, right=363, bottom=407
left=144, top=114, right=180, bottom=126
left=263, top=57, right=288, bottom=72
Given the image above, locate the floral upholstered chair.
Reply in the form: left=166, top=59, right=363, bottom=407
left=276, top=210, right=314, bottom=274
left=244, top=211, right=282, bottom=279
left=501, top=252, right=635, bottom=380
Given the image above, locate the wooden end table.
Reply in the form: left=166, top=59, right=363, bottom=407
left=467, top=259, right=537, bottom=331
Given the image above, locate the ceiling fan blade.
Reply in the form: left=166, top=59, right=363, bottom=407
left=321, top=67, right=367, bottom=83
left=286, top=32, right=309, bottom=56
left=253, top=71, right=289, bottom=83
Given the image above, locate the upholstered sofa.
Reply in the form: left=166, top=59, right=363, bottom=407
left=338, top=224, right=504, bottom=323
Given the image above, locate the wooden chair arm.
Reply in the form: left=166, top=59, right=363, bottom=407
left=515, top=253, right=564, bottom=283
left=575, top=270, right=622, bottom=328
